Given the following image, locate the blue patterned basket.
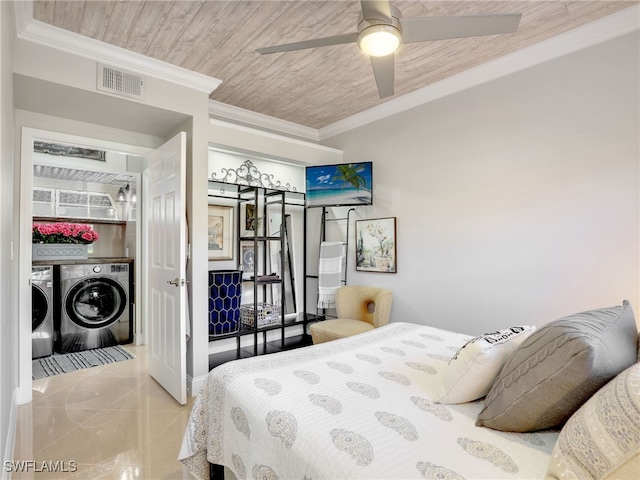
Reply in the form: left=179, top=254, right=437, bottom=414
left=208, top=270, right=242, bottom=336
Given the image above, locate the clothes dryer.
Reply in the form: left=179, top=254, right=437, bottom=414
left=58, top=263, right=132, bottom=353
left=32, top=265, right=54, bottom=359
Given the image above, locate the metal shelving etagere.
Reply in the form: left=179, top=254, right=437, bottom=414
left=207, top=181, right=308, bottom=367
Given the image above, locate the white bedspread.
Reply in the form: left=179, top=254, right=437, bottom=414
left=179, top=322, right=559, bottom=479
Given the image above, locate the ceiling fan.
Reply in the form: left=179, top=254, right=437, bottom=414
left=256, top=0, right=521, bottom=99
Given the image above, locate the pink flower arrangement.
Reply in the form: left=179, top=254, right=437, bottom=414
left=32, top=222, right=99, bottom=245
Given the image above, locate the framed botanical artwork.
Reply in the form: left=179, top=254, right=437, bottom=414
left=208, top=205, right=234, bottom=260
left=355, top=217, right=397, bottom=273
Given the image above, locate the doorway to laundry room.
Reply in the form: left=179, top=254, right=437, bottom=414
left=18, top=127, right=152, bottom=404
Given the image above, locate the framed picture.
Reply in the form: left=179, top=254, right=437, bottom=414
left=242, top=203, right=263, bottom=235
left=245, top=204, right=256, bottom=231
left=208, top=205, right=234, bottom=260
left=355, top=217, right=397, bottom=273
left=241, top=245, right=255, bottom=274
left=306, top=162, right=373, bottom=208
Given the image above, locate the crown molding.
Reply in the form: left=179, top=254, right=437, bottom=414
left=209, top=118, right=341, bottom=157
left=209, top=100, right=320, bottom=142
left=13, top=1, right=222, bottom=95
left=318, top=4, right=640, bottom=140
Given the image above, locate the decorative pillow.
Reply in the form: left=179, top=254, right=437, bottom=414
left=476, top=301, right=638, bottom=432
left=434, top=326, right=536, bottom=404
left=546, top=363, right=640, bottom=480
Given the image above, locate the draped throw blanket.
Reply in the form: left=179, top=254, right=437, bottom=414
left=317, top=242, right=345, bottom=309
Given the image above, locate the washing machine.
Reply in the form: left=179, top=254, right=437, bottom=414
left=32, top=265, right=55, bottom=359
left=58, top=262, right=132, bottom=353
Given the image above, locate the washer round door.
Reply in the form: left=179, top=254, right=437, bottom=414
left=65, top=277, right=127, bottom=329
left=32, top=284, right=49, bottom=332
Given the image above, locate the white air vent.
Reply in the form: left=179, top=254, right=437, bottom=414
left=97, top=63, right=145, bottom=99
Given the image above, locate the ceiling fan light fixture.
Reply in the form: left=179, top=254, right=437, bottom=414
left=358, top=24, right=401, bottom=57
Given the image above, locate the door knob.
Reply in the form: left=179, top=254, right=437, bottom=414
left=167, top=278, right=189, bottom=286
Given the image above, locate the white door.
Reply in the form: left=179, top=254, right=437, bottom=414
left=147, top=131, right=187, bottom=405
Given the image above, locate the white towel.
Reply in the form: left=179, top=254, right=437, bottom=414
left=317, top=242, right=346, bottom=309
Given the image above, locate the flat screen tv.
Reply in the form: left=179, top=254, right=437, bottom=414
left=305, top=162, right=373, bottom=208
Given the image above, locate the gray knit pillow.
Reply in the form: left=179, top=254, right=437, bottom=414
left=476, top=301, right=638, bottom=432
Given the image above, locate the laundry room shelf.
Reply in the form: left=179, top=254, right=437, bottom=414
left=33, top=216, right=126, bottom=226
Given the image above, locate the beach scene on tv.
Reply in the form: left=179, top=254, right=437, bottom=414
left=306, top=162, right=373, bottom=207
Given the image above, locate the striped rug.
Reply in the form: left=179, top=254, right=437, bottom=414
left=32, top=345, right=135, bottom=380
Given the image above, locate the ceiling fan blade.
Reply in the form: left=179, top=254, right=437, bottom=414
left=370, top=54, right=394, bottom=99
left=401, top=13, right=522, bottom=43
left=256, top=32, right=358, bottom=55
left=361, top=0, right=392, bottom=22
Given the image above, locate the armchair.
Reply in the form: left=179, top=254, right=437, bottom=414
left=309, top=286, right=393, bottom=344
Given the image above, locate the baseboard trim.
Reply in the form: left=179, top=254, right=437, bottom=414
left=1, top=389, right=18, bottom=480
left=187, top=373, right=209, bottom=399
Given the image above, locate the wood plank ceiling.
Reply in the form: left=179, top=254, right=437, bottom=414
left=33, top=1, right=635, bottom=129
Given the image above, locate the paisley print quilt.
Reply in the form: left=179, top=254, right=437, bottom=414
left=179, top=322, right=559, bottom=479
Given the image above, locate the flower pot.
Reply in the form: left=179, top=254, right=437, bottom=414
left=32, top=244, right=88, bottom=261
left=375, top=256, right=390, bottom=270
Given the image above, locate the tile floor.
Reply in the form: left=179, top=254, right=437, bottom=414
left=12, top=345, right=196, bottom=479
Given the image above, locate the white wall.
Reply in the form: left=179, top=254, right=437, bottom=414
left=0, top=0, right=16, bottom=474
left=322, top=32, right=640, bottom=335
left=13, top=39, right=205, bottom=125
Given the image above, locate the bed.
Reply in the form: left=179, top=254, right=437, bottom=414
left=178, top=322, right=560, bottom=479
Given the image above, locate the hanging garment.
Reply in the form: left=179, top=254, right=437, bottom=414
left=317, top=242, right=346, bottom=309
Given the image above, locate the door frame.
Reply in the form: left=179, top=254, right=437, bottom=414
left=18, top=127, right=152, bottom=404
